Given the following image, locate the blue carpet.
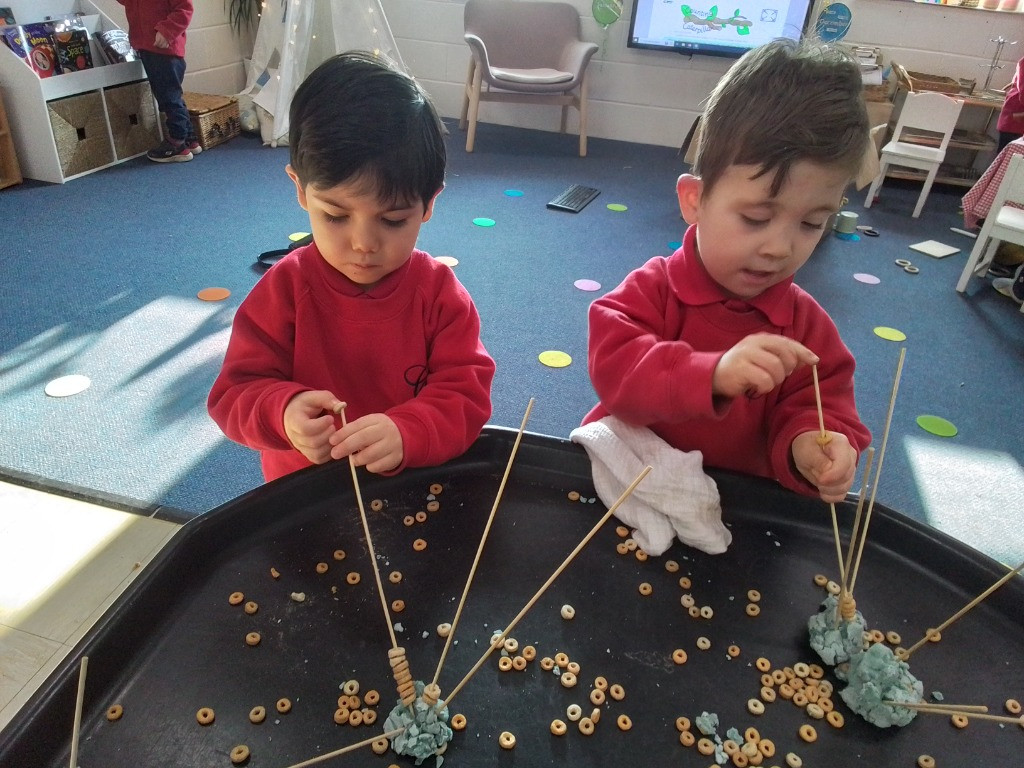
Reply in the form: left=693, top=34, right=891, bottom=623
left=2, top=120, right=1023, bottom=564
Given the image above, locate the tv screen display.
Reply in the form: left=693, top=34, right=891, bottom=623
left=626, top=0, right=817, bottom=59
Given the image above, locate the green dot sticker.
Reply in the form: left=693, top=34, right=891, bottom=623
left=473, top=217, right=496, bottom=227
left=916, top=414, right=958, bottom=437
left=504, top=189, right=524, bottom=197
left=606, top=203, right=628, bottom=212
left=873, top=326, right=906, bottom=342
left=538, top=350, right=572, bottom=368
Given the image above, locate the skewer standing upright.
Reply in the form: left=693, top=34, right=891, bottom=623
left=430, top=399, right=535, bottom=690
left=810, top=364, right=846, bottom=589
left=69, top=656, right=88, bottom=768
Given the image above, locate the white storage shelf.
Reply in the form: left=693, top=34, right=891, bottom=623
left=0, top=0, right=161, bottom=183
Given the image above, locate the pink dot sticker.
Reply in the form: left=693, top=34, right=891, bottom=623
left=854, top=273, right=880, bottom=285
left=574, top=279, right=601, bottom=291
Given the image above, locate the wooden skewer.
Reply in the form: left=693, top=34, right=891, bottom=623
left=811, top=363, right=846, bottom=588
left=69, top=656, right=88, bottom=768
left=280, top=726, right=407, bottom=768
left=901, top=558, right=1024, bottom=659
left=841, top=446, right=875, bottom=596
left=441, top=465, right=652, bottom=710
left=431, top=399, right=534, bottom=688
left=891, top=702, right=989, bottom=713
left=333, top=402, right=399, bottom=650
left=884, top=701, right=1023, bottom=726
left=848, top=346, right=906, bottom=596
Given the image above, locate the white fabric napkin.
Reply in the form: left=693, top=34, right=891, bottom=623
left=570, top=416, right=731, bottom=555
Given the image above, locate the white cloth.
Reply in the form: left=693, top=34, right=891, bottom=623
left=570, top=416, right=731, bottom=555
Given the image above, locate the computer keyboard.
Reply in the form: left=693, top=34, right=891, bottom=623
left=547, top=184, right=600, bottom=213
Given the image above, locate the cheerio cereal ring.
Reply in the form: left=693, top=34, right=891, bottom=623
left=675, top=715, right=691, bottom=732
left=346, top=572, right=361, bottom=585
left=413, top=538, right=427, bottom=551
left=679, top=576, right=692, bottom=589
left=699, top=605, right=714, bottom=619
left=917, top=756, right=936, bottom=768
left=697, top=737, right=716, bottom=755
left=554, top=652, right=570, bottom=667
left=560, top=605, right=575, bottom=620
left=106, top=704, right=123, bottom=721
left=391, top=599, right=405, bottom=612
left=617, top=714, right=632, bottom=731
left=389, top=570, right=402, bottom=584
left=590, top=706, right=601, bottom=724
left=951, top=713, right=969, bottom=729
left=1007, top=698, right=1022, bottom=715
left=371, top=737, right=389, bottom=755
left=808, top=663, right=825, bottom=679
left=679, top=730, right=696, bottom=747
left=333, top=707, right=350, bottom=724
left=594, top=675, right=608, bottom=690
left=403, top=515, right=415, bottom=527
left=415, top=511, right=428, bottom=523
left=635, top=550, right=648, bottom=562
left=229, top=592, right=244, bottom=605
left=747, top=698, right=765, bottom=715
left=429, top=482, right=443, bottom=495
left=451, top=713, right=467, bottom=730
left=426, top=501, right=440, bottom=513
left=362, top=708, right=377, bottom=725
left=437, top=622, right=452, bottom=637
left=245, top=632, right=261, bottom=646
left=609, top=683, right=625, bottom=701
left=761, top=686, right=777, bottom=703
left=333, top=549, right=346, bottom=560
left=806, top=703, right=825, bottom=720
left=276, top=697, right=292, bottom=714
left=746, top=603, right=761, bottom=617
left=196, top=707, right=215, bottom=725
left=758, top=738, right=776, bottom=757
left=364, top=689, right=380, bottom=706
left=243, top=601, right=258, bottom=615
left=348, top=709, right=363, bottom=726
left=591, top=688, right=606, bottom=705
left=498, top=657, right=513, bottom=672
left=786, top=752, right=803, bottom=768
left=615, top=542, right=629, bottom=555
left=567, top=661, right=580, bottom=675
left=370, top=499, right=384, bottom=512
left=512, top=655, right=527, bottom=671
left=798, top=724, right=817, bottom=742
left=540, top=656, right=555, bottom=670
left=249, top=705, right=266, bottom=724
left=316, top=562, right=329, bottom=574
left=230, top=745, right=250, bottom=765
left=550, top=718, right=567, bottom=736
left=566, top=703, right=583, bottom=721
left=522, top=645, right=536, bottom=661
left=503, top=637, right=519, bottom=653
left=826, top=709, right=844, bottom=728
left=728, top=644, right=741, bottom=658
left=747, top=589, right=761, bottom=602
left=578, top=717, right=595, bottom=735
left=665, top=559, right=680, bottom=572
left=696, top=636, right=711, bottom=650
left=499, top=730, right=516, bottom=749
left=559, top=671, right=577, bottom=688
left=755, top=656, right=771, bottom=672
left=743, top=726, right=759, bottom=743
left=672, top=648, right=688, bottom=664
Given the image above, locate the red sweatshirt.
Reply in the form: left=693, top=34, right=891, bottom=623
left=116, top=0, right=192, bottom=58
left=998, top=57, right=1024, bottom=135
left=583, top=225, right=870, bottom=496
left=208, top=243, right=495, bottom=481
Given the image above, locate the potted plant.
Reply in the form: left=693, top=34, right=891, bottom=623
left=226, top=0, right=262, bottom=33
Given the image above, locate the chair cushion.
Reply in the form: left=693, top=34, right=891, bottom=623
left=994, top=204, right=1024, bottom=230
left=490, top=66, right=573, bottom=84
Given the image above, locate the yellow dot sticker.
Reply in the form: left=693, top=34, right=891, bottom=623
left=288, top=232, right=310, bottom=241
left=436, top=255, right=459, bottom=267
left=538, top=350, right=572, bottom=368
left=873, top=326, right=906, bottom=342
left=606, top=203, right=628, bottom=212
left=916, top=415, right=958, bottom=437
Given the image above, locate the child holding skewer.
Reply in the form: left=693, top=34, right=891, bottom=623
left=209, top=52, right=495, bottom=481
left=583, top=39, right=871, bottom=503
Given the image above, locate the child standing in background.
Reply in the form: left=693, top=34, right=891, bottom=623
left=997, top=55, right=1024, bottom=152
left=583, top=39, right=872, bottom=503
left=116, top=0, right=198, bottom=162
left=209, top=52, right=495, bottom=482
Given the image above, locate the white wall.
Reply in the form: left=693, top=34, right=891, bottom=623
left=383, top=0, right=1024, bottom=148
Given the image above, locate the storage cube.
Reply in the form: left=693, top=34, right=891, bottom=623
left=47, top=90, right=113, bottom=177
left=105, top=80, right=160, bottom=159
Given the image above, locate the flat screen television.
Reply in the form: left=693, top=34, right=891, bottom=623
left=626, top=0, right=818, bottom=59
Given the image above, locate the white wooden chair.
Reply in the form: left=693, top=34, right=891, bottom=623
left=459, top=0, right=598, bottom=157
left=956, top=152, right=1024, bottom=313
left=863, top=91, right=963, bottom=218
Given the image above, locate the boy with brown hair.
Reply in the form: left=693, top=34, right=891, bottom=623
left=584, top=39, right=872, bottom=502
left=209, top=52, right=495, bottom=481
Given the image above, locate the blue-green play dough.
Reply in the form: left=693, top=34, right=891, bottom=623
left=808, top=593, right=866, bottom=666
left=839, top=643, right=922, bottom=727
left=383, top=681, right=454, bottom=765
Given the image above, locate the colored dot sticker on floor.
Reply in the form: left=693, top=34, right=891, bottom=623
left=873, top=326, right=906, bottom=342
left=288, top=232, right=310, bottom=241
left=668, top=240, right=682, bottom=250
left=44, top=374, right=91, bottom=398
left=574, top=278, right=601, bottom=291
left=436, top=255, right=459, bottom=267
left=473, top=217, right=496, bottom=227
left=504, top=189, right=524, bottom=197
left=197, top=287, right=231, bottom=301
left=916, top=414, right=958, bottom=437
left=606, top=203, right=628, bottom=212
left=538, top=350, right=572, bottom=368
left=854, top=273, right=881, bottom=285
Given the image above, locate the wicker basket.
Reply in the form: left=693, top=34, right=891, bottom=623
left=897, top=65, right=962, bottom=96
left=183, top=92, right=240, bottom=150
left=47, top=91, right=114, bottom=177
left=106, top=80, right=161, bottom=159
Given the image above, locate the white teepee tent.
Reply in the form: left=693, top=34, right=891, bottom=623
left=243, top=0, right=406, bottom=146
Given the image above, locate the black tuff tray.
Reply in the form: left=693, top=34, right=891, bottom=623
left=1, top=428, right=1022, bottom=767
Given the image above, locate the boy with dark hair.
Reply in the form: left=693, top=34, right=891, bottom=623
left=209, top=52, right=495, bottom=482
left=584, top=39, right=872, bottom=502
left=116, top=0, right=197, bottom=162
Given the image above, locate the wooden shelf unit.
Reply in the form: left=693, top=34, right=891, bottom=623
left=0, top=90, right=22, bottom=189
left=0, top=0, right=162, bottom=183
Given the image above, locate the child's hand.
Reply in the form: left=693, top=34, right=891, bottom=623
left=283, top=390, right=345, bottom=465
left=330, top=414, right=404, bottom=474
left=792, top=430, right=857, bottom=503
left=712, top=333, right=819, bottom=399
left=154, top=31, right=170, bottom=49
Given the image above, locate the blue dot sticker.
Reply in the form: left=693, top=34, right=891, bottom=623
left=504, top=189, right=524, bottom=197
left=473, top=217, right=496, bottom=228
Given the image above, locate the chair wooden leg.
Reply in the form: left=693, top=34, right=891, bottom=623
left=459, top=59, right=475, bottom=131
left=465, top=66, right=483, bottom=153
left=956, top=236, right=995, bottom=292
left=864, top=161, right=887, bottom=209
left=913, top=167, right=940, bottom=218
left=578, top=77, right=589, bottom=157
left=559, top=105, right=568, bottom=134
